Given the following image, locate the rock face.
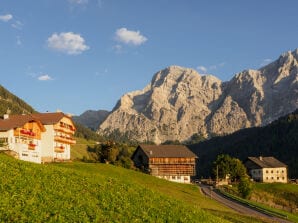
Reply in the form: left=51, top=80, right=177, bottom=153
left=98, top=49, right=298, bottom=144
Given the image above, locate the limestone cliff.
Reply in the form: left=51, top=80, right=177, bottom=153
left=98, top=49, right=298, bottom=144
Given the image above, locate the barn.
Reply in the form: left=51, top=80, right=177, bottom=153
left=132, top=144, right=198, bottom=183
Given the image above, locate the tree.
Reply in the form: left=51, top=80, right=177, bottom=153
left=238, top=176, right=253, bottom=199
left=213, top=154, right=247, bottom=182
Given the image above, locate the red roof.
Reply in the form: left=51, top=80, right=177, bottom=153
left=31, top=112, right=66, bottom=125
left=0, top=112, right=75, bottom=131
left=0, top=114, right=45, bottom=131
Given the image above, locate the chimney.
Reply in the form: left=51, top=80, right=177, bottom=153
left=149, top=150, right=153, bottom=155
left=3, top=108, right=11, bottom=119
left=259, top=156, right=263, bottom=161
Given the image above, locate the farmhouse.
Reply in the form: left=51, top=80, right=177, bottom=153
left=132, top=144, right=198, bottom=183
left=244, top=156, right=287, bottom=183
left=0, top=112, right=76, bottom=163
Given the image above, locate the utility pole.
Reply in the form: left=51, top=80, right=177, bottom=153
left=216, top=165, right=219, bottom=185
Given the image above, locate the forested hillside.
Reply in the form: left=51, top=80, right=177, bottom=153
left=0, top=85, right=35, bottom=115
left=189, top=109, right=298, bottom=178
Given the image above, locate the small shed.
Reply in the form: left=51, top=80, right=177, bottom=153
left=132, top=144, right=198, bottom=183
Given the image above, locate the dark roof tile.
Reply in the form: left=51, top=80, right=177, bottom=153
left=247, top=156, right=287, bottom=168
left=138, top=144, right=198, bottom=158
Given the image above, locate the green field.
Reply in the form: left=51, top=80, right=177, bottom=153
left=0, top=154, right=270, bottom=222
left=251, top=183, right=298, bottom=213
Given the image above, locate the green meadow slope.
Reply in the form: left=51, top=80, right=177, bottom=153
left=0, top=154, right=268, bottom=222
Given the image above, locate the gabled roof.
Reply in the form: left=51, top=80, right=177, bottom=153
left=31, top=112, right=66, bottom=125
left=0, top=114, right=45, bottom=131
left=136, top=144, right=198, bottom=158
left=247, top=156, right=287, bottom=168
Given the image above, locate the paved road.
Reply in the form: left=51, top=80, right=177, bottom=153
left=199, top=184, right=292, bottom=223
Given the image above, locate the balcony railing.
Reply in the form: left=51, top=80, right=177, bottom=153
left=54, top=135, right=76, bottom=144
left=28, top=143, right=36, bottom=150
left=54, top=125, right=75, bottom=134
left=54, top=146, right=65, bottom=153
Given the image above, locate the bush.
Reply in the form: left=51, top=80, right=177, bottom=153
left=238, top=177, right=253, bottom=199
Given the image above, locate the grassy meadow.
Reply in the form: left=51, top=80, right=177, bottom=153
left=0, top=153, right=272, bottom=222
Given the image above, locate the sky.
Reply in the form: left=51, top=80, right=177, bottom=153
left=1, top=0, right=298, bottom=115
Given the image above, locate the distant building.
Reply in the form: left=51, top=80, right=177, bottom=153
left=244, top=156, right=287, bottom=183
left=132, top=144, right=198, bottom=183
left=0, top=112, right=76, bottom=163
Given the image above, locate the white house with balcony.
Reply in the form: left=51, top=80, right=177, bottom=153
left=0, top=112, right=76, bottom=164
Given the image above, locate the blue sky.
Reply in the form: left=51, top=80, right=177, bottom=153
left=1, top=0, right=298, bottom=115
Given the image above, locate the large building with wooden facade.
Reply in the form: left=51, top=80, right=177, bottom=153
left=244, top=156, right=287, bottom=183
left=0, top=112, right=76, bottom=163
left=132, top=144, right=198, bottom=183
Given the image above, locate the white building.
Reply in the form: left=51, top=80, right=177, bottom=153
left=0, top=112, right=76, bottom=163
left=244, top=156, right=287, bottom=183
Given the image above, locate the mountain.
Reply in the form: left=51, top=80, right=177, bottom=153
left=0, top=85, right=35, bottom=115
left=188, top=109, right=298, bottom=178
left=73, top=110, right=110, bottom=130
left=98, top=49, right=298, bottom=144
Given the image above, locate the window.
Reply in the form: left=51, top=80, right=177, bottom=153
left=277, top=170, right=279, bottom=173
left=282, top=170, right=284, bottom=173
left=282, top=177, right=285, bottom=180
left=172, top=176, right=176, bottom=179
left=271, top=177, right=274, bottom=180
left=258, top=170, right=261, bottom=174
left=266, top=170, right=268, bottom=173
left=277, top=177, right=279, bottom=180
left=177, top=176, right=181, bottom=180
left=271, top=170, right=273, bottom=173
left=266, top=177, right=268, bottom=180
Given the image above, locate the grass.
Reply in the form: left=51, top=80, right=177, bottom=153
left=219, top=186, right=298, bottom=223
left=0, top=154, right=271, bottom=222
left=70, top=137, right=98, bottom=161
left=252, top=183, right=298, bottom=209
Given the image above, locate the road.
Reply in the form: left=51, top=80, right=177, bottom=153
left=199, top=184, right=292, bottom=223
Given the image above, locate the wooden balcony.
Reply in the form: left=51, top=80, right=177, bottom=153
left=54, top=146, right=65, bottom=153
left=28, top=143, right=36, bottom=150
left=54, top=135, right=76, bottom=144
left=54, top=125, right=75, bottom=134
left=14, top=129, right=37, bottom=139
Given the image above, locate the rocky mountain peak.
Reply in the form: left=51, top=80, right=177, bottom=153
left=98, top=49, right=298, bottom=144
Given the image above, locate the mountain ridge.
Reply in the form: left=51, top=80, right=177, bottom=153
left=0, top=85, right=35, bottom=115
left=98, top=49, right=298, bottom=144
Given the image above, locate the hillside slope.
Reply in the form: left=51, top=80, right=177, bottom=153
left=0, top=154, right=267, bottom=222
left=0, top=85, right=35, bottom=115
left=73, top=110, right=109, bottom=130
left=188, top=109, right=298, bottom=178
left=98, top=49, right=298, bottom=144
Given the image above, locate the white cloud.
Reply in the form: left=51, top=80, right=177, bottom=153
left=112, top=44, right=123, bottom=53
left=38, top=74, right=53, bottom=81
left=260, top=58, right=272, bottom=66
left=0, top=14, right=13, bottom=22
left=11, top=20, right=23, bottom=30
left=47, top=32, right=90, bottom=55
left=115, top=28, right=147, bottom=46
left=197, top=62, right=225, bottom=74
left=197, top=66, right=208, bottom=74
left=68, top=0, right=88, bottom=4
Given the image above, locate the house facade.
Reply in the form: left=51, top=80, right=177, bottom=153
left=0, top=112, right=76, bottom=163
left=132, top=144, right=198, bottom=183
left=244, top=156, right=287, bottom=183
